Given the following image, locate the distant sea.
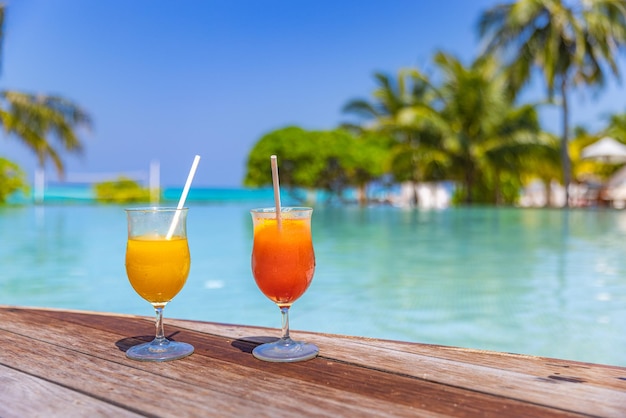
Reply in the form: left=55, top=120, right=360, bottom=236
left=2, top=184, right=626, bottom=367
left=9, top=183, right=286, bottom=205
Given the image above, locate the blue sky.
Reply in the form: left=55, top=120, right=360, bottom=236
left=2, top=0, right=625, bottom=187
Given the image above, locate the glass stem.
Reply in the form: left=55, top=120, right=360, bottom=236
left=154, top=305, right=167, bottom=344
left=280, top=306, right=291, bottom=341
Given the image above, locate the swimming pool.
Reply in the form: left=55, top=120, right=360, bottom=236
left=1, top=202, right=625, bottom=366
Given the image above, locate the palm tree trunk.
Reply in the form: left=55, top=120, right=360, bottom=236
left=494, top=168, right=501, bottom=205
left=543, top=178, right=552, bottom=208
left=464, top=158, right=474, bottom=204
left=357, top=183, right=367, bottom=207
left=561, top=78, right=572, bottom=208
left=410, top=181, right=419, bottom=207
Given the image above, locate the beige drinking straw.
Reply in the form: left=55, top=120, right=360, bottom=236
left=166, top=154, right=201, bottom=239
left=270, top=155, right=282, bottom=229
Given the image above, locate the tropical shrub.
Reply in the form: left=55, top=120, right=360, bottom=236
left=0, top=158, right=29, bottom=204
left=93, top=177, right=153, bottom=203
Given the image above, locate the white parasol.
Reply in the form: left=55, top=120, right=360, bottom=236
left=581, top=136, right=626, bottom=163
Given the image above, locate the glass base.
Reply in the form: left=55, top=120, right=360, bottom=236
left=126, top=338, right=194, bottom=362
left=252, top=337, right=319, bottom=362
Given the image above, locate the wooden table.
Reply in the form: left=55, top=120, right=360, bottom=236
left=1, top=306, right=625, bottom=417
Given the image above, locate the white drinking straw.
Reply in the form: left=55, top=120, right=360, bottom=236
left=166, top=154, right=201, bottom=239
left=270, top=155, right=282, bottom=229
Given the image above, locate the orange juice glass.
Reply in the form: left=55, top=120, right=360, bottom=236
left=250, top=207, right=319, bottom=362
left=124, top=207, right=194, bottom=362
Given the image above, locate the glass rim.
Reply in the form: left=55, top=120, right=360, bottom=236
left=124, top=207, right=188, bottom=212
left=250, top=206, right=313, bottom=213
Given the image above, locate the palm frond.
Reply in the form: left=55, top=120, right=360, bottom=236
left=0, top=90, right=92, bottom=176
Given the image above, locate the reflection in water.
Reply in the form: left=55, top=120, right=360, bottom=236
left=0, top=204, right=625, bottom=366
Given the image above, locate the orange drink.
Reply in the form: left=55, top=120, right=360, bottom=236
left=252, top=217, right=315, bottom=307
left=125, top=235, right=190, bottom=305
left=250, top=206, right=319, bottom=362
left=124, top=207, right=194, bottom=362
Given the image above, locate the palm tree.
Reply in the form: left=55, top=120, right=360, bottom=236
left=0, top=5, right=91, bottom=179
left=478, top=0, right=626, bottom=207
left=342, top=70, right=439, bottom=206
left=415, top=52, right=556, bottom=204
left=0, top=92, right=91, bottom=177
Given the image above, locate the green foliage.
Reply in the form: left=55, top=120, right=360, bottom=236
left=0, top=4, right=92, bottom=179
left=241, top=1, right=626, bottom=207
left=93, top=177, right=152, bottom=203
left=347, top=131, right=395, bottom=184
left=478, top=0, right=626, bottom=204
left=244, top=126, right=318, bottom=189
left=244, top=126, right=392, bottom=202
left=0, top=158, right=29, bottom=204
left=452, top=169, right=524, bottom=205
left=344, top=52, right=554, bottom=205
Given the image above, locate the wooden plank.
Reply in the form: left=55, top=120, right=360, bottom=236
left=319, top=336, right=626, bottom=389
left=0, top=316, right=426, bottom=417
left=12, top=306, right=616, bottom=418
left=162, top=314, right=626, bottom=417
left=164, top=316, right=626, bottom=381
left=2, top=329, right=400, bottom=417
left=0, top=364, right=143, bottom=418
left=0, top=307, right=593, bottom=417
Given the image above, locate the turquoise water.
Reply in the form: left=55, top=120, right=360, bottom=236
left=1, top=190, right=625, bottom=366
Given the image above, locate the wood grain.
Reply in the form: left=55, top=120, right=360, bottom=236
left=1, top=306, right=624, bottom=417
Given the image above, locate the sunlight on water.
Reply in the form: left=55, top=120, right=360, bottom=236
left=1, top=202, right=625, bottom=366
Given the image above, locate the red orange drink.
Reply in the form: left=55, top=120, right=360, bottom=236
left=252, top=217, right=315, bottom=307
left=250, top=207, right=319, bottom=362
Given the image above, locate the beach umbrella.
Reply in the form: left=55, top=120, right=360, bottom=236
left=581, top=136, right=626, bottom=163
